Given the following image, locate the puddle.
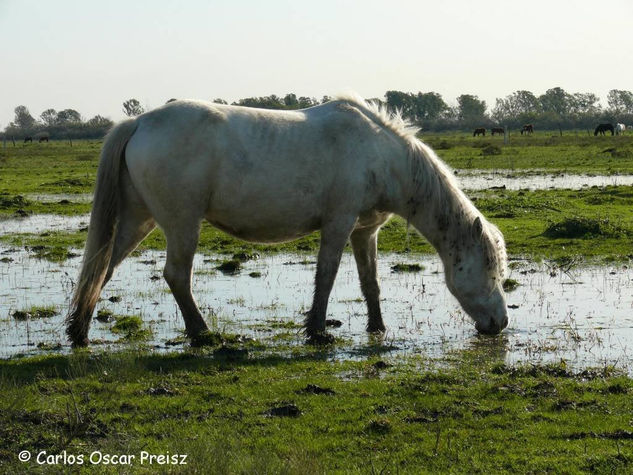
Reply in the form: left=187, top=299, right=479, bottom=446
left=1, top=245, right=632, bottom=373
left=24, top=193, right=93, bottom=203
left=0, top=214, right=89, bottom=235
left=457, top=170, right=633, bottom=190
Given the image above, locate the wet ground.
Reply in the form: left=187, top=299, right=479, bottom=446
left=457, top=170, right=633, bottom=190
left=1, top=244, right=632, bottom=373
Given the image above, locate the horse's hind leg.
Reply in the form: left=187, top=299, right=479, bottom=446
left=305, top=216, right=357, bottom=343
left=104, top=209, right=155, bottom=287
left=103, top=172, right=156, bottom=286
left=162, top=223, right=210, bottom=343
left=350, top=227, right=385, bottom=333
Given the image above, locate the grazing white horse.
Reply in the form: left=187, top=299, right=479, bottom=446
left=67, top=95, right=508, bottom=347
left=616, top=123, right=626, bottom=135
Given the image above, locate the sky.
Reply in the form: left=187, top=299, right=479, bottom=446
left=1, top=0, right=632, bottom=128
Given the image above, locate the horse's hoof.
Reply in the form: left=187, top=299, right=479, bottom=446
left=190, top=330, right=223, bottom=347
left=306, top=332, right=335, bottom=346
left=366, top=324, right=386, bottom=334
left=69, top=336, right=89, bottom=348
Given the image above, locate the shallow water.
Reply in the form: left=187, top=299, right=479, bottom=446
left=24, top=193, right=93, bottom=203
left=458, top=170, right=633, bottom=191
left=0, top=214, right=89, bottom=235
left=1, top=246, right=632, bottom=373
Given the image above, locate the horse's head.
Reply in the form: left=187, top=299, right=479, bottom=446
left=443, top=217, right=508, bottom=335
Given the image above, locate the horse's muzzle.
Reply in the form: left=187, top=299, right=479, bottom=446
left=475, top=315, right=508, bottom=335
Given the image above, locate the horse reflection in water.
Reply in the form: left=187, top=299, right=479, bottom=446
left=67, top=94, right=508, bottom=346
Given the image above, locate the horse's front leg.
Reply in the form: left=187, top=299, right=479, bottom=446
left=305, top=216, right=357, bottom=344
left=350, top=226, right=385, bottom=333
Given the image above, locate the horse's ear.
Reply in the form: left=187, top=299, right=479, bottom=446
left=472, top=217, right=483, bottom=241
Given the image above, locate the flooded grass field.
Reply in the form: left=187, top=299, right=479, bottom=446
left=2, top=243, right=632, bottom=374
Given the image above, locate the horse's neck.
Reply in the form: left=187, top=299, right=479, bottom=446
left=408, top=194, right=466, bottom=259
left=399, top=156, right=473, bottom=260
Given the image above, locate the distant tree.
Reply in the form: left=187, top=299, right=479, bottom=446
left=123, top=98, right=144, bottom=117
left=86, top=115, right=113, bottom=128
left=539, top=87, right=572, bottom=117
left=385, top=90, right=416, bottom=119
left=414, top=92, right=448, bottom=121
left=57, top=109, right=82, bottom=124
left=233, top=95, right=285, bottom=109
left=491, top=90, right=540, bottom=123
left=13, top=105, right=36, bottom=130
left=456, top=94, right=487, bottom=121
left=607, top=89, right=633, bottom=115
left=40, top=109, right=58, bottom=126
left=320, top=95, right=332, bottom=104
left=283, top=93, right=299, bottom=108
left=569, top=92, right=601, bottom=116
left=212, top=98, right=228, bottom=104
left=297, top=96, right=317, bottom=108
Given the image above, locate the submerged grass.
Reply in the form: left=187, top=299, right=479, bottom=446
left=0, top=348, right=631, bottom=473
left=12, top=306, right=59, bottom=321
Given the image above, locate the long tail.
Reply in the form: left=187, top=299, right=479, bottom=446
left=66, top=119, right=138, bottom=346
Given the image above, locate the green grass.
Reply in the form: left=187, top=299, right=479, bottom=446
left=11, top=306, right=59, bottom=321
left=423, top=131, right=633, bottom=173
left=0, top=140, right=100, bottom=196
left=0, top=348, right=630, bottom=473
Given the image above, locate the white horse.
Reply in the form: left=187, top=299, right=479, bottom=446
left=67, top=95, right=508, bottom=346
left=616, top=123, right=626, bottom=135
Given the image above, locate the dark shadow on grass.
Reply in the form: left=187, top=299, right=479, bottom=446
left=0, top=347, right=344, bottom=386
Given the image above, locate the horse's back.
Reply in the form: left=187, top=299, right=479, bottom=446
left=123, top=99, right=399, bottom=241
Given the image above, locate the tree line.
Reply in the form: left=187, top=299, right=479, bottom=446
left=4, top=88, right=633, bottom=140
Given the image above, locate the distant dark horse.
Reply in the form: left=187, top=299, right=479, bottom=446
left=491, top=127, right=504, bottom=136
left=39, top=136, right=49, bottom=143
left=520, top=124, right=534, bottom=135
left=594, top=123, right=614, bottom=136
left=473, top=128, right=486, bottom=137
left=24, top=136, right=32, bottom=143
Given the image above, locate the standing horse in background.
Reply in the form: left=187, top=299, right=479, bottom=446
left=23, top=136, right=32, bottom=143
left=67, top=95, right=508, bottom=347
left=491, top=127, right=504, bottom=136
left=615, top=123, right=626, bottom=135
left=520, top=124, right=533, bottom=135
left=473, top=127, right=486, bottom=137
left=594, top=123, right=614, bottom=136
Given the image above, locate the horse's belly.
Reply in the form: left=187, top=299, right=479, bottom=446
left=206, top=212, right=320, bottom=244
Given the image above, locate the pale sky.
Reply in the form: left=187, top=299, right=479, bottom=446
left=1, top=0, right=632, bottom=127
